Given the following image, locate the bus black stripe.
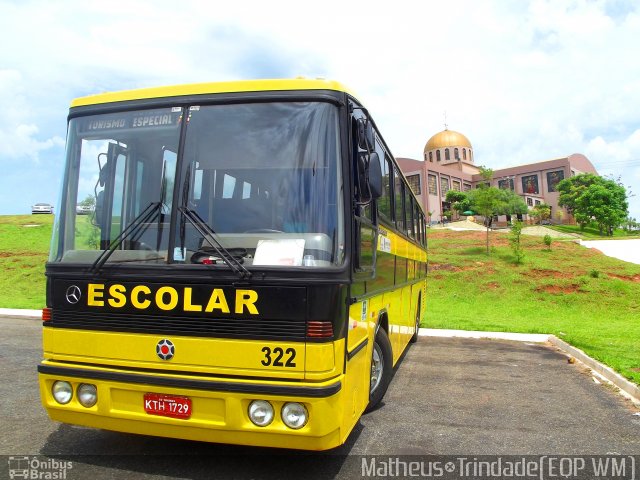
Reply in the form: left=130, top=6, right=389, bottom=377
left=347, top=339, right=369, bottom=361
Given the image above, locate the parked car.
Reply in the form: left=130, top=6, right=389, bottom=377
left=76, top=204, right=94, bottom=215
left=31, top=203, right=53, bottom=214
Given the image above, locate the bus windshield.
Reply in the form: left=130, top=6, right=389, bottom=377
left=52, top=101, right=344, bottom=268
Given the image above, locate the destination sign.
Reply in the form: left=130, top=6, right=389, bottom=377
left=78, top=108, right=182, bottom=134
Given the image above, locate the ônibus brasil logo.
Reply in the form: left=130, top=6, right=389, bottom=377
left=156, top=339, right=175, bottom=360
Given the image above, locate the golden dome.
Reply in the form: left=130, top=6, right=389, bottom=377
left=424, top=129, right=472, bottom=152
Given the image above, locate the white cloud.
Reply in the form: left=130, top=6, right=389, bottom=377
left=0, top=69, right=65, bottom=162
left=0, top=0, right=639, bottom=217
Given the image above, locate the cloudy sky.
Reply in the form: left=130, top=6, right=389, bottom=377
left=1, top=0, right=639, bottom=218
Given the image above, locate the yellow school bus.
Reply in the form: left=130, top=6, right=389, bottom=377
left=38, top=79, right=427, bottom=450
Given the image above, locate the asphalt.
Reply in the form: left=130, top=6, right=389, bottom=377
left=1, top=316, right=638, bottom=473
left=351, top=336, right=640, bottom=456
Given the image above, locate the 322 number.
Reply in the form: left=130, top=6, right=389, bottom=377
left=261, top=347, right=296, bottom=368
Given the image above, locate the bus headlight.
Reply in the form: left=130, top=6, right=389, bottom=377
left=77, top=383, right=97, bottom=408
left=52, top=381, right=73, bottom=404
left=248, top=400, right=274, bottom=427
left=281, top=402, right=308, bottom=429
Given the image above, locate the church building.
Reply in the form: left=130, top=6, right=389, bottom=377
left=397, top=128, right=598, bottom=224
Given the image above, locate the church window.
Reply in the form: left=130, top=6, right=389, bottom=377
left=521, top=175, right=539, bottom=195
left=546, top=170, right=564, bottom=192
left=445, top=148, right=450, bottom=161
left=440, top=177, right=450, bottom=195
left=407, top=174, right=421, bottom=195
left=428, top=175, right=437, bottom=195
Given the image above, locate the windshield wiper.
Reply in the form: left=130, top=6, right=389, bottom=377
left=90, top=202, right=162, bottom=273
left=179, top=206, right=252, bottom=279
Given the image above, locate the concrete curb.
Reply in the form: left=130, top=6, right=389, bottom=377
left=548, top=335, right=640, bottom=405
left=419, top=328, right=640, bottom=405
left=419, top=328, right=550, bottom=343
left=0, top=308, right=41, bottom=319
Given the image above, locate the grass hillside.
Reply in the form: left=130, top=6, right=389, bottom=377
left=0, top=215, right=53, bottom=309
left=0, top=215, right=638, bottom=385
left=426, top=229, right=640, bottom=385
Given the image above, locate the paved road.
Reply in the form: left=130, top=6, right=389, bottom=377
left=581, top=238, right=640, bottom=265
left=1, top=317, right=638, bottom=479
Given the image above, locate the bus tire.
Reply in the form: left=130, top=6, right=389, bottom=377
left=366, top=327, right=392, bottom=412
left=410, top=296, right=421, bottom=343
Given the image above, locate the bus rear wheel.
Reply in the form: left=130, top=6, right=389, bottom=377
left=366, top=327, right=392, bottom=412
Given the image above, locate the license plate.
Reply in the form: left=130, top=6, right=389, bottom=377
left=143, top=393, right=192, bottom=419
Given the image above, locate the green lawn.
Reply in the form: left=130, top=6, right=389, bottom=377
left=425, top=229, right=640, bottom=385
left=0, top=215, right=54, bottom=309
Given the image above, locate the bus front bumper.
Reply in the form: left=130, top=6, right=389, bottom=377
left=38, top=362, right=346, bottom=451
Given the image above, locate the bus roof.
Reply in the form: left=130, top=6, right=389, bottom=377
left=70, top=78, right=357, bottom=107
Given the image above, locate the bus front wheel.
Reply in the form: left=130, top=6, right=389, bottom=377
left=366, top=327, right=392, bottom=412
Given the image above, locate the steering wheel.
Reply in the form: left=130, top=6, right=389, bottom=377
left=243, top=229, right=284, bottom=233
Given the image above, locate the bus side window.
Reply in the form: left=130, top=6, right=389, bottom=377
left=394, top=169, right=405, bottom=233
left=405, top=185, right=414, bottom=238
left=414, top=202, right=420, bottom=242
left=374, top=140, right=392, bottom=222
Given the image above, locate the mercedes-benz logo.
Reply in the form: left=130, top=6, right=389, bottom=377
left=65, top=285, right=81, bottom=304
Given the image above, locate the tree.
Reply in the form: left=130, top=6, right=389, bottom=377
left=530, top=203, right=551, bottom=225
left=623, top=217, right=639, bottom=233
left=509, top=221, right=525, bottom=264
left=498, top=188, right=529, bottom=217
left=575, top=181, right=628, bottom=235
left=78, top=194, right=96, bottom=208
left=557, top=173, right=598, bottom=209
left=467, top=185, right=503, bottom=254
left=557, top=174, right=629, bottom=235
left=447, top=167, right=528, bottom=254
left=445, top=190, right=470, bottom=216
left=427, top=210, right=435, bottom=224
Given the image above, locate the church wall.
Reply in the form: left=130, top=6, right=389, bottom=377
left=400, top=129, right=597, bottom=226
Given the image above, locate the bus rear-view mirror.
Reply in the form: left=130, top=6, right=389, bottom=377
left=356, top=118, right=375, bottom=151
left=368, top=152, right=382, bottom=200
